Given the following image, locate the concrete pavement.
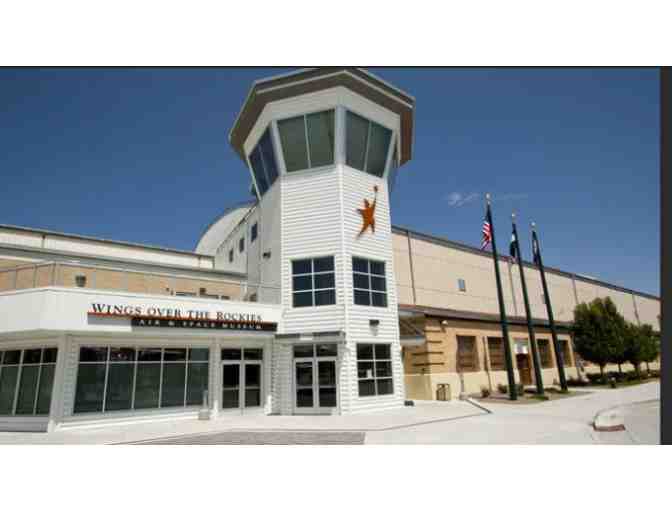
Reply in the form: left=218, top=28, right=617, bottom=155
left=0, top=381, right=660, bottom=444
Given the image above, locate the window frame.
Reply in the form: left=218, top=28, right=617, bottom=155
left=345, top=109, right=394, bottom=178
left=276, top=109, right=336, bottom=174
left=73, top=346, right=210, bottom=415
left=356, top=343, right=394, bottom=398
left=487, top=337, right=506, bottom=371
left=537, top=338, right=553, bottom=368
left=456, top=335, right=478, bottom=372
left=291, top=256, right=337, bottom=308
left=0, top=347, right=58, bottom=417
left=248, top=128, right=280, bottom=198
left=352, top=256, right=388, bottom=308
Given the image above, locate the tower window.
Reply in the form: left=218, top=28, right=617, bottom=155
left=458, top=278, right=467, bottom=292
left=251, top=223, right=258, bottom=243
left=278, top=110, right=335, bottom=173
left=292, top=256, right=336, bottom=308
left=352, top=257, right=387, bottom=307
left=346, top=111, right=392, bottom=178
left=239, top=237, right=245, bottom=253
left=228, top=249, right=234, bottom=263
left=249, top=128, right=279, bottom=197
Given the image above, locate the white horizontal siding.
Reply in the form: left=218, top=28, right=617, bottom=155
left=280, top=166, right=346, bottom=335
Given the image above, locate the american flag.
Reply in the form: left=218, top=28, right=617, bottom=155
left=481, top=214, right=492, bottom=250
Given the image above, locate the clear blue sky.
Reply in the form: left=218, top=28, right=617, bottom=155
left=0, top=68, right=660, bottom=296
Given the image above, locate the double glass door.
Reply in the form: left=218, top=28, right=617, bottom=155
left=221, top=348, right=262, bottom=411
left=293, top=343, right=338, bottom=414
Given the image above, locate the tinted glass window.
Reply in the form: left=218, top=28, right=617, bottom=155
left=356, top=343, right=394, bottom=397
left=306, top=110, right=335, bottom=167
left=292, top=257, right=335, bottom=308
left=278, top=115, right=309, bottom=172
left=346, top=111, right=369, bottom=171
left=258, top=129, right=279, bottom=187
left=249, top=148, right=269, bottom=195
left=366, top=122, right=392, bottom=177
left=352, top=257, right=387, bottom=308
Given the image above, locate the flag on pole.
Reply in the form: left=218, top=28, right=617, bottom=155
left=532, top=230, right=542, bottom=265
left=481, top=213, right=492, bottom=250
left=509, top=226, right=518, bottom=260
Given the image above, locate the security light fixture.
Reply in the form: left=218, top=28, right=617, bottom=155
left=263, top=251, right=271, bottom=259
left=75, top=274, right=87, bottom=288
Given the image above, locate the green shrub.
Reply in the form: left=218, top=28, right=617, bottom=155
left=516, top=383, right=525, bottom=395
left=587, top=373, right=604, bottom=384
left=567, top=377, right=588, bottom=387
left=480, top=386, right=491, bottom=398
left=497, top=383, right=508, bottom=394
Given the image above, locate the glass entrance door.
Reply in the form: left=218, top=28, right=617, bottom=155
left=221, top=348, right=263, bottom=412
left=292, top=344, right=338, bottom=414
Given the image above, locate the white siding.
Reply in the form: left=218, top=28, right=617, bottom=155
left=280, top=166, right=345, bottom=335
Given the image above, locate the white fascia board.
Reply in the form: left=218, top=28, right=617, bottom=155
left=0, top=287, right=282, bottom=337
left=242, top=86, right=401, bottom=162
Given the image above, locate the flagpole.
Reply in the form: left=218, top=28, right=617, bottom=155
left=532, top=222, right=568, bottom=391
left=486, top=194, right=517, bottom=400
left=512, top=213, right=544, bottom=396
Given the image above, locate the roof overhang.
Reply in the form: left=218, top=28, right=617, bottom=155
left=398, top=304, right=574, bottom=330
left=229, top=67, right=415, bottom=165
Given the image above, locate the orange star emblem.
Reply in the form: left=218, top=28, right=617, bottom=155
left=357, top=185, right=378, bottom=237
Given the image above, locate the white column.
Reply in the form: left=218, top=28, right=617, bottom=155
left=210, top=339, right=220, bottom=419
left=47, top=334, right=68, bottom=432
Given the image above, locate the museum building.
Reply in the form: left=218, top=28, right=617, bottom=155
left=0, top=68, right=661, bottom=432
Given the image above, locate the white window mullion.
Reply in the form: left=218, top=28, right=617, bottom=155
left=101, top=348, right=110, bottom=413
left=32, top=361, right=43, bottom=416
left=303, top=115, right=312, bottom=169
left=131, top=348, right=138, bottom=410
left=158, top=349, right=164, bottom=409
left=183, top=358, right=189, bottom=407
left=363, top=121, right=372, bottom=173
left=11, top=351, right=23, bottom=416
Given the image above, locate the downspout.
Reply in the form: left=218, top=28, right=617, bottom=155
left=406, top=229, right=417, bottom=305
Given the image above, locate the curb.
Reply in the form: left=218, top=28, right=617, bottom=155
left=593, top=406, right=625, bottom=432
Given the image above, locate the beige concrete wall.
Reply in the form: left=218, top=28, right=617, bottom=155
left=392, top=232, right=660, bottom=330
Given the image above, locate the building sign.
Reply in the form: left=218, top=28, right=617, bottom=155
left=87, top=303, right=277, bottom=332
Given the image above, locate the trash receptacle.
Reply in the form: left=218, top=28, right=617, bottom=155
left=436, top=383, right=451, bottom=401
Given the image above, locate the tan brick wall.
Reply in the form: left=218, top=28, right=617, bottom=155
left=402, top=317, right=581, bottom=399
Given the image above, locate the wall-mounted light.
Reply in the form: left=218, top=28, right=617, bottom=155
left=369, top=319, right=380, bottom=327
left=75, top=274, right=87, bottom=288
left=263, top=251, right=272, bottom=259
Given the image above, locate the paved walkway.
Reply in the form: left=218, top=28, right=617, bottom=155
left=366, top=381, right=660, bottom=444
left=0, top=381, right=659, bottom=444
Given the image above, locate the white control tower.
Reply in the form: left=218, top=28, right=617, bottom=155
left=228, top=68, right=415, bottom=415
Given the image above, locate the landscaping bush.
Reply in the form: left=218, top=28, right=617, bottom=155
left=607, top=371, right=627, bottom=382
left=586, top=373, right=604, bottom=384
left=567, top=377, right=588, bottom=387
left=497, top=383, right=508, bottom=394
left=649, top=369, right=660, bottom=378
left=480, top=386, right=491, bottom=398
left=516, top=383, right=525, bottom=395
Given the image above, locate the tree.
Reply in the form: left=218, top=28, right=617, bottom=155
left=623, top=322, right=645, bottom=376
left=572, top=297, right=626, bottom=379
left=639, top=324, right=660, bottom=373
